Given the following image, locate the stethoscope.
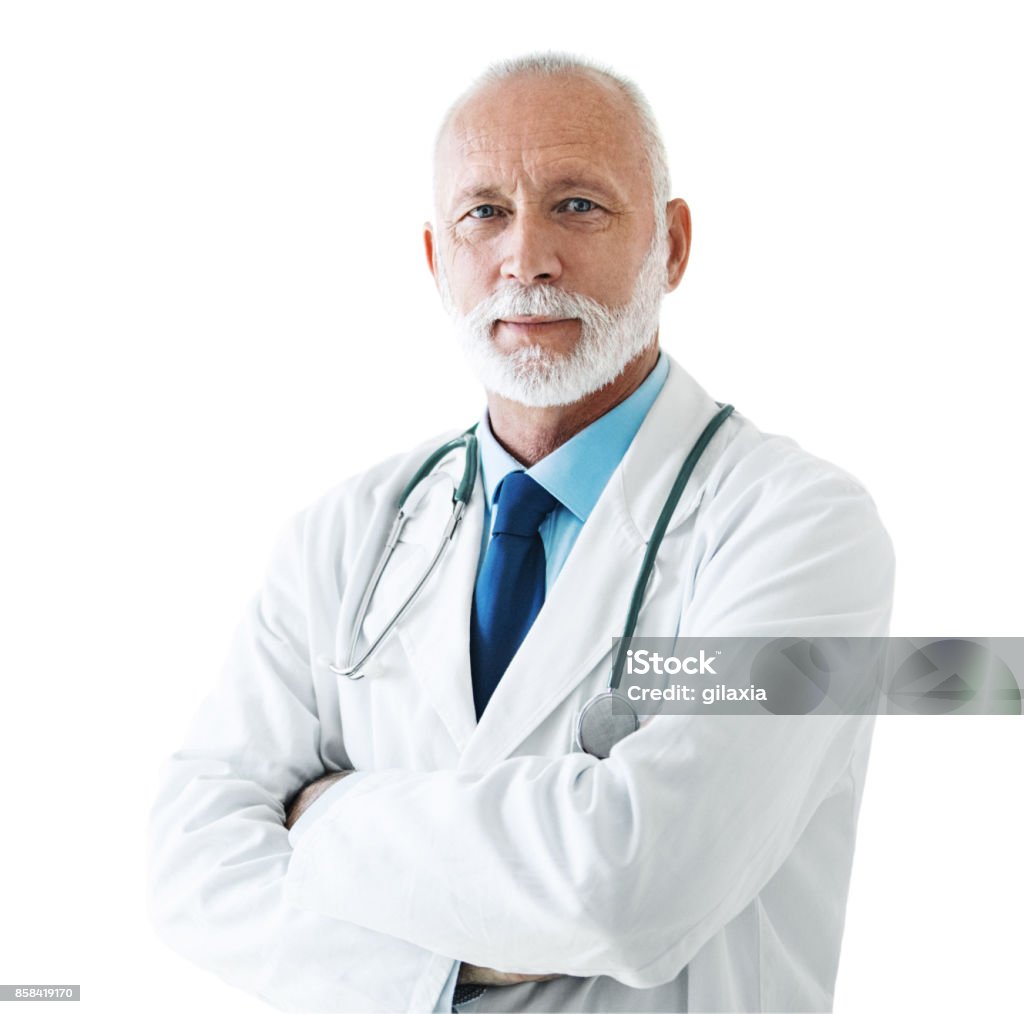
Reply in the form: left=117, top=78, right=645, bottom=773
left=329, top=403, right=735, bottom=758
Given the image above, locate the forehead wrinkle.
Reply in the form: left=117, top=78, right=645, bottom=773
left=448, top=96, right=630, bottom=155
left=448, top=134, right=631, bottom=184
left=453, top=130, right=606, bottom=166
left=451, top=155, right=628, bottom=202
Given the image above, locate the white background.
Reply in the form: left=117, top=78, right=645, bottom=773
left=1, top=2, right=1021, bottom=1011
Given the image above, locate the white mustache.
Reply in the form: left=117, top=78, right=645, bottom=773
left=464, top=284, right=617, bottom=332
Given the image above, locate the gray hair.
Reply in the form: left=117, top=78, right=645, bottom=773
left=434, top=51, right=672, bottom=237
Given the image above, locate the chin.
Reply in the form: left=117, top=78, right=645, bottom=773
left=471, top=344, right=621, bottom=409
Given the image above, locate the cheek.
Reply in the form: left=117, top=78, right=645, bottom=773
left=554, top=227, right=647, bottom=300
left=447, top=246, right=498, bottom=310
left=574, top=253, right=639, bottom=305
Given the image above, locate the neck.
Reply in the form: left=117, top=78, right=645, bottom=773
left=486, top=342, right=660, bottom=467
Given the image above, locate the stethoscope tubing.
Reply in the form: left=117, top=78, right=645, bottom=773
left=607, top=402, right=734, bottom=692
left=329, top=501, right=467, bottom=678
left=330, top=430, right=478, bottom=678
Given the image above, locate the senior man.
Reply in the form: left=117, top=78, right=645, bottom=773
left=149, top=53, right=894, bottom=1013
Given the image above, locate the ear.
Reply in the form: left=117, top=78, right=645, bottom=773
left=664, top=199, right=692, bottom=292
left=423, top=221, right=439, bottom=286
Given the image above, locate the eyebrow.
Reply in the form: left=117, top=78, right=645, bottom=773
left=547, top=175, right=620, bottom=202
left=453, top=185, right=507, bottom=205
left=451, top=175, right=622, bottom=209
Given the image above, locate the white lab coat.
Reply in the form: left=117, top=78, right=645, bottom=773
left=148, top=354, right=895, bottom=1013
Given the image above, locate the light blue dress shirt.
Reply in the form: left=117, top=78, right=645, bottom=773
left=289, top=353, right=669, bottom=1011
left=476, top=352, right=668, bottom=591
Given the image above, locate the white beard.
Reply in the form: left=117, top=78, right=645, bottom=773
left=436, top=234, right=667, bottom=408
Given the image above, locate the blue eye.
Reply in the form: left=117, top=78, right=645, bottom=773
left=469, top=205, right=499, bottom=219
left=564, top=198, right=596, bottom=213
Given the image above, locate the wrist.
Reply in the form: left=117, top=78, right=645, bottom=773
left=285, top=770, right=352, bottom=829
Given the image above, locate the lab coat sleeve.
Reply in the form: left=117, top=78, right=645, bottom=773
left=147, top=509, right=456, bottom=1013
left=286, top=772, right=368, bottom=845
left=283, top=460, right=896, bottom=988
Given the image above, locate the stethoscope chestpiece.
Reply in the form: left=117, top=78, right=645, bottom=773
left=575, top=690, right=640, bottom=759
left=327, top=660, right=367, bottom=679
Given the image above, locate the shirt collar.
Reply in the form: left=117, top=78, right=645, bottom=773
left=476, top=351, right=669, bottom=522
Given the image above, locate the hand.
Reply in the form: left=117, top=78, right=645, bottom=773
left=285, top=770, right=352, bottom=830
left=457, top=962, right=561, bottom=987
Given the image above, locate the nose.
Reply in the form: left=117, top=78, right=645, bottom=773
left=500, top=209, right=563, bottom=285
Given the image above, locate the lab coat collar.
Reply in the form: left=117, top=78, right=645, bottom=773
left=621, top=354, right=730, bottom=541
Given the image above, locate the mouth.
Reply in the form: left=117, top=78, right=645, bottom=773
left=499, top=315, right=573, bottom=325
left=496, top=316, right=578, bottom=337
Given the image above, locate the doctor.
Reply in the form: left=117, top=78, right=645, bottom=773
left=148, top=53, right=895, bottom=1013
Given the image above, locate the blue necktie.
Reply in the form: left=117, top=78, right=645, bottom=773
left=470, top=471, right=558, bottom=719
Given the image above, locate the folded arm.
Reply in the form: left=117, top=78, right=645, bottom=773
left=147, top=511, right=454, bottom=1012
left=284, top=464, right=895, bottom=988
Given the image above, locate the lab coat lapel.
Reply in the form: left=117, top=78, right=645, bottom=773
left=358, top=444, right=484, bottom=753
left=460, top=356, right=728, bottom=769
